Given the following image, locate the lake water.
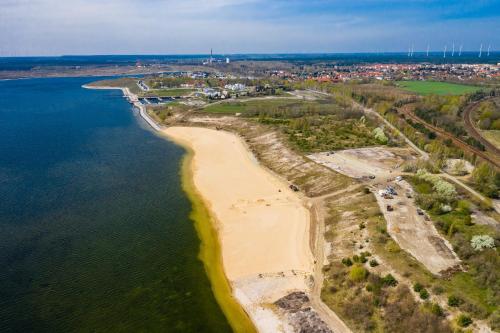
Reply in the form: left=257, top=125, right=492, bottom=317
left=0, top=77, right=232, bottom=332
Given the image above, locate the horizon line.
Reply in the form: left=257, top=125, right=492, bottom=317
left=1, top=50, right=500, bottom=59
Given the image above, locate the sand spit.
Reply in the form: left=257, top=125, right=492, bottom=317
left=164, top=127, right=315, bottom=332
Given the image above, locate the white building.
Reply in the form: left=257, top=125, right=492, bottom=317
left=224, top=83, right=246, bottom=91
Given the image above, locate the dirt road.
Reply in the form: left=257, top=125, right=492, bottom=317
left=308, top=186, right=361, bottom=333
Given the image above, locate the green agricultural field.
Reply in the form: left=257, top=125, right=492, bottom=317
left=397, top=81, right=482, bottom=96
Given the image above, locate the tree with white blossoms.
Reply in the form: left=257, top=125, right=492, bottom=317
left=470, top=235, right=495, bottom=251
left=372, top=127, right=388, bottom=144
left=416, top=169, right=457, bottom=202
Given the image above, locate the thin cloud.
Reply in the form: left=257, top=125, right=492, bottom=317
left=0, top=0, right=498, bottom=55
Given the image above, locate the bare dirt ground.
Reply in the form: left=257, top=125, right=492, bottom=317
left=308, top=147, right=417, bottom=179
left=373, top=179, right=461, bottom=275
left=310, top=146, right=461, bottom=275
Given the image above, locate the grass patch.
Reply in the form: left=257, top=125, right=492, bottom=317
left=481, top=130, right=500, bottom=149
left=147, top=103, right=190, bottom=124
left=203, top=98, right=301, bottom=114
left=87, top=77, right=142, bottom=94
left=142, top=88, right=195, bottom=97
left=397, top=81, right=482, bottom=96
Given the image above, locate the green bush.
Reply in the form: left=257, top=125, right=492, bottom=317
left=448, top=295, right=462, bottom=307
left=369, top=259, right=379, bottom=267
left=382, top=274, right=398, bottom=287
left=413, top=282, right=423, bottom=292
left=341, top=257, right=353, bottom=267
left=419, top=289, right=430, bottom=300
left=349, top=264, right=369, bottom=282
left=456, top=314, right=473, bottom=327
left=430, top=303, right=444, bottom=317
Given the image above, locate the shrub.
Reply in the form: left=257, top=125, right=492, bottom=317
left=456, top=200, right=470, bottom=214
left=471, top=162, right=499, bottom=198
left=448, top=295, right=462, bottom=307
left=419, top=289, right=430, bottom=300
left=382, top=274, right=398, bottom=287
left=383, top=285, right=451, bottom=333
left=456, top=314, right=473, bottom=327
left=373, top=127, right=388, bottom=144
left=349, top=265, right=369, bottom=282
left=430, top=303, right=444, bottom=317
left=363, top=187, right=371, bottom=194
left=341, top=257, right=353, bottom=267
left=432, top=285, right=444, bottom=295
left=416, top=169, right=457, bottom=202
left=490, top=309, right=500, bottom=331
left=413, top=282, right=423, bottom=292
left=359, top=222, right=366, bottom=230
left=470, top=235, right=495, bottom=251
left=369, top=259, right=379, bottom=267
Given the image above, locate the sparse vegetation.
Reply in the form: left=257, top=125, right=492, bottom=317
left=475, top=100, right=500, bottom=130
left=470, top=162, right=499, bottom=198
left=204, top=98, right=398, bottom=152
left=409, top=175, right=499, bottom=326
left=456, top=314, right=473, bottom=327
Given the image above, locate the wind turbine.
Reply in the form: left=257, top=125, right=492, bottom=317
left=487, top=44, right=491, bottom=57
left=426, top=44, right=430, bottom=57
left=459, top=44, right=463, bottom=56
left=443, top=44, right=447, bottom=58
left=411, top=44, right=414, bottom=57
left=408, top=45, right=411, bottom=57
left=452, top=43, right=455, bottom=57
left=479, top=44, right=483, bottom=57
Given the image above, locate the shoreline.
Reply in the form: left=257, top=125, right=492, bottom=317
left=84, top=83, right=316, bottom=332
left=83, top=83, right=259, bottom=332
left=178, top=144, right=258, bottom=333
left=164, top=127, right=314, bottom=333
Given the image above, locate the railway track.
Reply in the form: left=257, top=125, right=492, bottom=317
left=398, top=106, right=500, bottom=169
left=462, top=99, right=500, bottom=158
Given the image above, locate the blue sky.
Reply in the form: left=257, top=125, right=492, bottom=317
left=0, top=0, right=499, bottom=56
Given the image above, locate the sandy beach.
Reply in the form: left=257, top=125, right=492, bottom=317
left=164, top=127, right=314, bottom=332
left=83, top=84, right=321, bottom=332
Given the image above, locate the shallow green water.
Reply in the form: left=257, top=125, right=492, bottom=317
left=0, top=77, right=232, bottom=332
